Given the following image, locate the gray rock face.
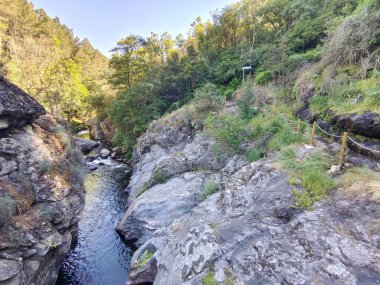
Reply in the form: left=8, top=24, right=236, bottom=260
left=0, top=81, right=84, bottom=285
left=100, top=148, right=111, bottom=158
left=0, top=77, right=46, bottom=127
left=117, top=173, right=214, bottom=247
left=74, top=137, right=99, bottom=154
left=119, top=115, right=380, bottom=284
left=335, top=113, right=380, bottom=139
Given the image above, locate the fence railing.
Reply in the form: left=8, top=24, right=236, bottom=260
left=257, top=97, right=380, bottom=165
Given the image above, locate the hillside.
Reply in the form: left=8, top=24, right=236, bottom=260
left=0, top=0, right=112, bottom=122
left=107, top=0, right=380, bottom=153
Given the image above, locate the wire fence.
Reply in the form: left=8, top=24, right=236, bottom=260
left=256, top=96, right=380, bottom=161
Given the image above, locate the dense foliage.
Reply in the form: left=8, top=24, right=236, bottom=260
left=0, top=0, right=112, bottom=120
left=1, top=0, right=378, bottom=149
left=108, top=0, right=379, bottom=149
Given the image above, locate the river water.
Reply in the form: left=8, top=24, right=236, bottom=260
left=56, top=159, right=132, bottom=285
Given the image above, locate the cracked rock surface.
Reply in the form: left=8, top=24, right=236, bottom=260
left=118, top=113, right=380, bottom=285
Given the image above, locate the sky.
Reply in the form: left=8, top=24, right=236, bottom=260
left=30, top=0, right=234, bottom=56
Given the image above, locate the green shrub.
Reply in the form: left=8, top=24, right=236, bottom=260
left=280, top=152, right=336, bottom=209
left=137, top=249, right=154, bottom=267
left=36, top=159, right=52, bottom=174
left=268, top=129, right=304, bottom=150
left=202, top=272, right=217, bottom=285
left=70, top=165, right=84, bottom=189
left=200, top=180, right=219, bottom=201
left=255, top=71, right=273, bottom=85
left=205, top=114, right=247, bottom=154
left=0, top=193, right=16, bottom=228
left=246, top=149, right=263, bottom=163
left=54, top=126, right=70, bottom=148
left=153, top=168, right=167, bottom=184
left=223, top=88, right=235, bottom=100
left=193, top=83, right=224, bottom=115
left=238, top=80, right=258, bottom=120
left=309, top=95, right=329, bottom=114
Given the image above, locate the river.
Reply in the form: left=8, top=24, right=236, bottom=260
left=56, top=158, right=132, bottom=285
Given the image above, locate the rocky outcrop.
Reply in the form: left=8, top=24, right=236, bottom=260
left=74, top=137, right=99, bottom=154
left=118, top=110, right=380, bottom=284
left=0, top=78, right=84, bottom=285
left=334, top=112, right=380, bottom=139
left=0, top=77, right=45, bottom=128
left=85, top=118, right=115, bottom=143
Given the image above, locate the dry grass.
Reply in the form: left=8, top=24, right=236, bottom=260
left=337, top=167, right=380, bottom=201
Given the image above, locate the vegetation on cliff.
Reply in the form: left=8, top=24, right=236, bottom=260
left=0, top=0, right=112, bottom=121
left=107, top=0, right=380, bottom=150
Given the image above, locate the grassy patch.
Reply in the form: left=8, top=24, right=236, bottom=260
left=202, top=272, right=217, bottom=285
left=279, top=149, right=336, bottom=209
left=246, top=149, right=263, bottom=162
left=205, top=113, right=248, bottom=154
left=153, top=168, right=167, bottom=184
left=337, top=167, right=380, bottom=200
left=200, top=180, right=219, bottom=201
left=137, top=249, right=154, bottom=267
left=209, top=223, right=219, bottom=239
left=54, top=126, right=70, bottom=148
left=36, top=158, right=52, bottom=175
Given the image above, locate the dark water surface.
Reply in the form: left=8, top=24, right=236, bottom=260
left=57, top=160, right=132, bottom=285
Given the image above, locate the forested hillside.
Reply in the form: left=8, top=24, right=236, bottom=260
left=1, top=0, right=378, bottom=151
left=108, top=0, right=379, bottom=150
left=0, top=0, right=112, bottom=121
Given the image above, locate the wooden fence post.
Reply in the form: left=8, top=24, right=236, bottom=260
left=338, top=132, right=348, bottom=166
left=297, top=119, right=301, bottom=134
left=309, top=121, right=317, bottom=145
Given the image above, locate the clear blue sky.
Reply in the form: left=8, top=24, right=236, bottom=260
left=30, top=0, right=234, bottom=56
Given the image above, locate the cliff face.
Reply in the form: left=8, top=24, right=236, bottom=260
left=0, top=78, right=85, bottom=285
left=117, top=107, right=380, bottom=284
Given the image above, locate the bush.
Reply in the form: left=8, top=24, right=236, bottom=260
left=280, top=152, right=335, bottom=209
left=268, top=129, right=304, bottom=150
left=200, top=180, right=219, bottom=201
left=205, top=114, right=247, bottom=154
left=137, top=249, right=154, bottom=267
left=153, top=168, right=167, bottom=184
left=0, top=193, right=16, bottom=228
left=238, top=79, right=258, bottom=120
left=246, top=149, right=263, bottom=162
left=193, top=83, right=224, bottom=115
left=202, top=272, right=217, bottom=285
left=255, top=71, right=273, bottom=85
left=54, top=126, right=70, bottom=148
left=36, top=159, right=52, bottom=175
left=309, top=95, right=329, bottom=114
left=224, top=88, right=235, bottom=100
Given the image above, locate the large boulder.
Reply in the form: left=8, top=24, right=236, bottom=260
left=74, top=137, right=99, bottom=154
left=126, top=162, right=380, bottom=285
left=0, top=77, right=45, bottom=128
left=334, top=113, right=380, bottom=139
